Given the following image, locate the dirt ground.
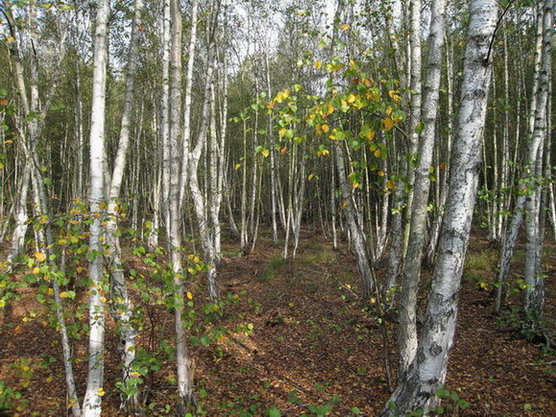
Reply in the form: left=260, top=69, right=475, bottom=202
left=0, top=230, right=555, bottom=416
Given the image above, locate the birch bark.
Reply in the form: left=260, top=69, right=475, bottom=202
left=168, top=0, right=196, bottom=409
left=495, top=5, right=546, bottom=312
left=397, top=0, right=447, bottom=378
left=524, top=0, right=552, bottom=326
left=381, top=1, right=497, bottom=414
left=104, top=0, right=143, bottom=411
left=83, top=0, right=110, bottom=415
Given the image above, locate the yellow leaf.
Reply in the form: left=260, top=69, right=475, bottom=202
left=187, top=291, right=193, bottom=300
left=378, top=171, right=385, bottom=177
left=274, top=89, right=290, bottom=103
left=7, top=36, right=14, bottom=42
left=383, top=118, right=395, bottom=130
left=261, top=148, right=270, bottom=158
left=346, top=93, right=356, bottom=104
left=374, top=149, right=382, bottom=158
left=330, top=62, right=344, bottom=72
left=97, top=388, right=105, bottom=397
left=100, top=296, right=107, bottom=303
left=32, top=267, right=40, bottom=274
left=235, top=163, right=242, bottom=170
left=386, top=180, right=396, bottom=190
left=388, top=90, right=401, bottom=101
left=130, top=371, right=141, bottom=378
left=321, top=124, right=330, bottom=133
left=314, top=60, right=322, bottom=69
left=60, top=291, right=69, bottom=299
left=34, top=251, right=46, bottom=262
left=67, top=398, right=77, bottom=409
left=386, top=106, right=393, bottom=116
left=340, top=24, right=350, bottom=31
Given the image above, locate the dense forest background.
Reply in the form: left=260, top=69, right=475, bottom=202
left=0, top=0, right=554, bottom=416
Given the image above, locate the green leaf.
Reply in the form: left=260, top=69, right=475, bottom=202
left=267, top=407, right=281, bottom=417
left=415, top=121, right=425, bottom=134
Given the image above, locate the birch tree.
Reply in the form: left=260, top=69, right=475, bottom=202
left=397, top=0, right=447, bottom=378
left=164, top=0, right=196, bottom=409
left=83, top=0, right=110, bottom=415
left=2, top=4, right=80, bottom=416
left=104, top=0, right=143, bottom=411
left=381, top=1, right=497, bottom=414
left=523, top=0, right=552, bottom=329
left=495, top=4, right=549, bottom=313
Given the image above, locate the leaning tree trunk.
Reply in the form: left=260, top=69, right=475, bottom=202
left=397, top=0, right=447, bottom=379
left=523, top=0, right=552, bottom=329
left=335, top=143, right=375, bottom=295
left=104, top=0, right=143, bottom=411
left=495, top=4, right=546, bottom=312
left=380, top=1, right=497, bottom=414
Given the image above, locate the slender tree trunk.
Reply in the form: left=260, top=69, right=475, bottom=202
left=427, top=35, right=454, bottom=265
left=167, top=0, right=196, bottom=410
left=397, top=0, right=447, bottom=378
left=402, top=0, right=422, bottom=256
left=335, top=143, right=374, bottom=294
left=83, top=1, right=110, bottom=415
left=495, top=4, right=546, bottom=312
left=103, top=0, right=143, bottom=411
left=523, top=0, right=552, bottom=328
left=178, top=0, right=199, bottom=212
left=381, top=1, right=497, bottom=414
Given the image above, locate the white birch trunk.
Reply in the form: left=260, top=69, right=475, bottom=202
left=402, top=0, right=422, bottom=256
left=161, top=0, right=171, bottom=232
left=524, top=0, right=552, bottom=325
left=83, top=1, right=110, bottom=415
left=188, top=26, right=219, bottom=298
left=335, top=143, right=374, bottom=294
left=178, top=0, right=199, bottom=212
left=167, top=0, right=196, bottom=409
left=397, top=0, right=447, bottom=378
left=103, top=0, right=143, bottom=411
left=381, top=1, right=497, bottom=414
left=495, top=4, right=546, bottom=312
left=427, top=36, right=454, bottom=265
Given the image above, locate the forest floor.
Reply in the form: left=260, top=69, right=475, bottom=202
left=0, top=229, right=555, bottom=416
